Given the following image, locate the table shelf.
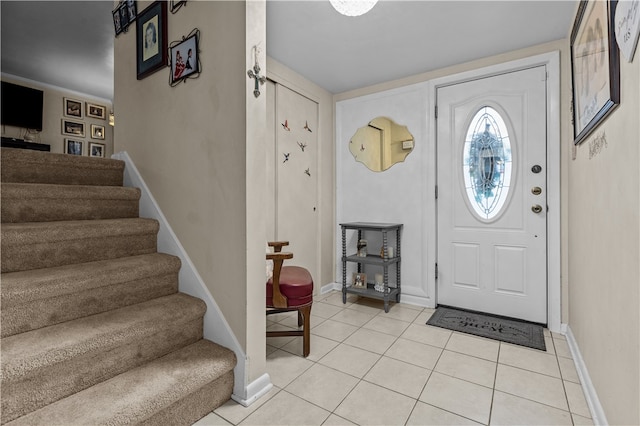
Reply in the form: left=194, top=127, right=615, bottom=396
left=340, top=222, right=403, bottom=313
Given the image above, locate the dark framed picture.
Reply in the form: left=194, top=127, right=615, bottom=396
left=119, top=2, right=130, bottom=32
left=91, top=124, right=105, bottom=140
left=89, top=142, right=105, bottom=158
left=64, top=98, right=83, bottom=118
left=136, top=1, right=168, bottom=80
left=170, top=32, right=199, bottom=84
left=112, top=7, right=123, bottom=35
left=126, top=0, right=137, bottom=22
left=86, top=103, right=106, bottom=120
left=64, top=138, right=83, bottom=156
left=62, top=119, right=85, bottom=137
left=570, top=0, right=620, bottom=145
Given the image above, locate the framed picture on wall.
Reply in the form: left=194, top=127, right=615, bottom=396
left=136, top=1, right=168, bottom=80
left=64, top=138, right=83, bottom=156
left=126, top=0, right=137, bottom=23
left=64, top=98, right=83, bottom=119
left=169, top=31, right=200, bottom=85
left=62, top=119, right=85, bottom=137
left=112, top=7, right=123, bottom=35
left=87, top=103, right=106, bottom=120
left=89, top=142, right=105, bottom=158
left=91, top=124, right=105, bottom=140
left=570, top=0, right=620, bottom=145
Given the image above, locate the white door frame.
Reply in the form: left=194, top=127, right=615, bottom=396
left=426, top=51, right=561, bottom=332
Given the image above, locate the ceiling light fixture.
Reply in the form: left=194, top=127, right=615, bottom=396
left=330, top=0, right=378, bottom=17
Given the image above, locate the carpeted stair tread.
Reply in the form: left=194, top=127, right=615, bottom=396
left=1, top=147, right=125, bottom=186
left=6, top=339, right=236, bottom=426
left=1, top=182, right=141, bottom=222
left=1, top=147, right=237, bottom=423
left=1, top=293, right=207, bottom=423
left=1, top=218, right=159, bottom=272
left=1, top=253, right=181, bottom=337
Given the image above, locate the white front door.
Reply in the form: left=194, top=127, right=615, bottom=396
left=436, top=66, right=548, bottom=324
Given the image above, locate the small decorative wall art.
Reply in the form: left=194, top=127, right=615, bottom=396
left=86, top=103, right=106, bottom=120
left=64, top=138, right=83, bottom=156
left=89, top=142, right=105, bottom=158
left=62, top=119, right=85, bottom=137
left=91, top=124, right=105, bottom=140
left=136, top=1, right=168, bottom=80
left=64, top=98, right=83, bottom=118
left=169, top=29, right=201, bottom=86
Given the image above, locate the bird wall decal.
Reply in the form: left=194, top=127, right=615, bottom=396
left=282, top=120, right=290, bottom=131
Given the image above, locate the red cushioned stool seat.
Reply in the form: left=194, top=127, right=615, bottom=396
left=267, top=266, right=313, bottom=307
left=266, top=241, right=313, bottom=357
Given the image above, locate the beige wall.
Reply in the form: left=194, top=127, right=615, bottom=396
left=568, top=41, right=640, bottom=425
left=1, top=74, right=113, bottom=156
left=113, top=0, right=266, bottom=385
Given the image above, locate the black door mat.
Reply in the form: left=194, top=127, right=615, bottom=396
left=427, top=306, right=546, bottom=351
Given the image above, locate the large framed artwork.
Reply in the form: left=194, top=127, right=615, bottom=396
left=570, top=0, right=620, bottom=145
left=136, top=1, right=168, bottom=80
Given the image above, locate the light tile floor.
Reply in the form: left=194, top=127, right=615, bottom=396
left=196, top=291, right=593, bottom=426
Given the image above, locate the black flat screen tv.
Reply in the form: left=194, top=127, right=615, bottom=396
left=1, top=81, right=44, bottom=131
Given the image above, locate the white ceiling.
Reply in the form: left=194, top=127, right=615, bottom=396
left=0, top=1, right=577, bottom=101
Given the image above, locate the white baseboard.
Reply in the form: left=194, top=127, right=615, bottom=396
left=231, top=373, right=273, bottom=407
left=321, top=282, right=341, bottom=294
left=564, top=325, right=608, bottom=425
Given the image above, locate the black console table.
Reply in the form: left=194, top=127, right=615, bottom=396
left=340, top=222, right=403, bottom=313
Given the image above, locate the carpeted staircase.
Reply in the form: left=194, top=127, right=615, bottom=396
left=0, top=147, right=237, bottom=425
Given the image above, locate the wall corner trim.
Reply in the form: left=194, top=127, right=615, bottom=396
left=231, top=373, right=273, bottom=407
left=565, top=325, right=609, bottom=425
left=111, top=151, right=251, bottom=402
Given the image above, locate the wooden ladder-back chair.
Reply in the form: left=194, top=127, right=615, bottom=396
left=266, top=241, right=313, bottom=357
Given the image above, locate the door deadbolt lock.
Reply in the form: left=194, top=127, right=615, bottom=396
left=531, top=204, right=543, bottom=213
left=531, top=165, right=542, bottom=174
left=531, top=186, right=542, bottom=195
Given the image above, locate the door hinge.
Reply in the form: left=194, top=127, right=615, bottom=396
left=435, top=185, right=438, bottom=199
left=435, top=262, right=438, bottom=280
left=435, top=106, right=438, bottom=119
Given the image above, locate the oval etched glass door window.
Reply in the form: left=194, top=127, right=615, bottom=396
left=462, top=106, right=513, bottom=220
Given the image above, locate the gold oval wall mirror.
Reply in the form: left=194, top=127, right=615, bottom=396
left=349, top=116, right=415, bottom=172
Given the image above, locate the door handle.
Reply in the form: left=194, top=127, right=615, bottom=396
left=531, top=204, right=543, bottom=214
